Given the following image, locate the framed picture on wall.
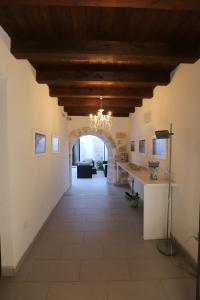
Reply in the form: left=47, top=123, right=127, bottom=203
left=130, top=141, right=135, bottom=152
left=33, top=131, right=46, bottom=155
left=152, top=137, right=167, bottom=159
left=139, top=139, right=146, bottom=155
left=52, top=135, right=60, bottom=153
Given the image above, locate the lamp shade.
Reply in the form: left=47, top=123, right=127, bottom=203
left=155, top=130, right=170, bottom=139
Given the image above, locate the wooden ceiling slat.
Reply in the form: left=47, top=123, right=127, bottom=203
left=37, top=70, right=170, bottom=86
left=1, top=7, right=200, bottom=43
left=12, top=40, right=199, bottom=67
left=1, top=0, right=200, bottom=11
left=0, top=3, right=199, bottom=116
left=66, top=112, right=130, bottom=117
left=49, top=82, right=153, bottom=88
left=64, top=106, right=134, bottom=116
left=58, top=98, right=142, bottom=107
left=50, top=87, right=153, bottom=98
left=64, top=106, right=134, bottom=111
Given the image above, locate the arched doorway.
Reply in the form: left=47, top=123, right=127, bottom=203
left=69, top=127, right=117, bottom=185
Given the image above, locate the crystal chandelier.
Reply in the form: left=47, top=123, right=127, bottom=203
left=89, top=96, right=112, bottom=131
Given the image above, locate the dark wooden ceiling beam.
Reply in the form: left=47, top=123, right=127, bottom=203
left=64, top=106, right=134, bottom=112
left=50, top=87, right=153, bottom=98
left=37, top=70, right=170, bottom=87
left=64, top=106, right=134, bottom=116
left=58, top=98, right=142, bottom=107
left=67, top=112, right=130, bottom=117
left=12, top=41, right=199, bottom=67
left=1, top=0, right=200, bottom=11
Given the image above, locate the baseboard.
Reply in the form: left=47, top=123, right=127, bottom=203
left=64, top=183, right=72, bottom=194
left=172, top=234, right=197, bottom=269
left=1, top=266, right=15, bottom=277
left=1, top=190, right=67, bottom=277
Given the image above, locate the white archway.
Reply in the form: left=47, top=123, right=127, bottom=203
left=69, top=127, right=117, bottom=184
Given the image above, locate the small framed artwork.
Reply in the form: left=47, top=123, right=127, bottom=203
left=130, top=141, right=135, bottom=152
left=52, top=135, right=60, bottom=153
left=33, top=131, right=46, bottom=155
left=139, top=139, right=146, bottom=155
left=152, top=137, right=167, bottom=159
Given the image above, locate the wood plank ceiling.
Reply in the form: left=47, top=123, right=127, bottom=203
left=0, top=1, right=200, bottom=116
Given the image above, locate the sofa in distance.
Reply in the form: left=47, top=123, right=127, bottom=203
left=77, top=159, right=95, bottom=178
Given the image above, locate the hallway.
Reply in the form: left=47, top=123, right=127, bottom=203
left=0, top=178, right=195, bottom=300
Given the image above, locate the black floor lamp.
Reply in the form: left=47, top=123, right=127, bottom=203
left=155, top=123, right=177, bottom=256
left=196, top=207, right=200, bottom=300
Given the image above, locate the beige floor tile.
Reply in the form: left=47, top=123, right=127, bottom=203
left=56, top=221, right=137, bottom=232
left=52, top=208, right=76, bottom=215
left=72, top=208, right=102, bottom=215
left=30, top=244, right=62, bottom=259
left=130, top=258, right=185, bottom=280
left=103, top=243, right=137, bottom=259
left=113, top=215, right=140, bottom=223
left=38, top=231, right=84, bottom=245
left=84, top=231, right=140, bottom=243
left=99, top=208, right=136, bottom=215
left=49, top=214, right=86, bottom=223
left=0, top=283, right=48, bottom=300
left=103, top=241, right=162, bottom=259
left=85, top=213, right=138, bottom=224
left=0, top=176, right=192, bottom=300
left=27, top=260, right=80, bottom=282
left=47, top=282, right=107, bottom=300
left=51, top=221, right=136, bottom=232
left=85, top=215, right=116, bottom=223
left=80, top=260, right=130, bottom=281
left=85, top=221, right=138, bottom=232
left=59, top=202, right=114, bottom=209
left=45, top=222, right=86, bottom=232
left=107, top=280, right=169, bottom=300
left=61, top=244, right=103, bottom=260
left=161, top=278, right=196, bottom=300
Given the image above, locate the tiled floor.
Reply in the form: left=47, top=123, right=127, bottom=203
left=0, top=171, right=196, bottom=299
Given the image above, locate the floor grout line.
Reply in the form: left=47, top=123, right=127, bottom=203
left=0, top=179, right=196, bottom=299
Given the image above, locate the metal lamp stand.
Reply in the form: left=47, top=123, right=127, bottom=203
left=196, top=205, right=200, bottom=300
left=157, top=124, right=177, bottom=256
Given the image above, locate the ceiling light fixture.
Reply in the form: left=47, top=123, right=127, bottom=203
left=89, top=96, right=112, bottom=131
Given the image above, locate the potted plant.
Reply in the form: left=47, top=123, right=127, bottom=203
left=125, top=192, right=140, bottom=208
left=96, top=160, right=103, bottom=170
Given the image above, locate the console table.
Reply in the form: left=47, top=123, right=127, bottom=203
left=116, top=162, right=175, bottom=240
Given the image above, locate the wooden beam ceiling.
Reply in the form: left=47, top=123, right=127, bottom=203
left=1, top=0, right=200, bottom=11
left=0, top=4, right=200, bottom=117
left=58, top=98, right=142, bottom=107
left=50, top=87, right=153, bottom=98
left=12, top=41, right=199, bottom=68
left=66, top=112, right=130, bottom=117
left=37, top=70, right=170, bottom=87
left=64, top=106, right=134, bottom=117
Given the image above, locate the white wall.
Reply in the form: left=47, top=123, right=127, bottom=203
left=0, top=26, right=70, bottom=270
left=129, top=60, right=200, bottom=261
left=68, top=116, right=129, bottom=141
left=0, top=76, right=14, bottom=268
